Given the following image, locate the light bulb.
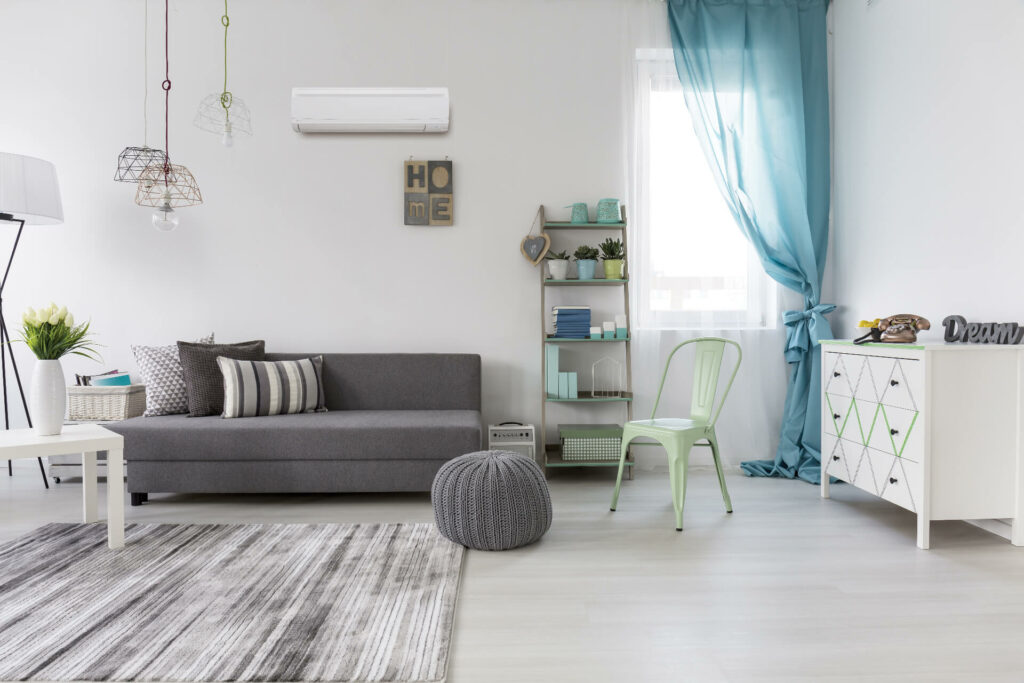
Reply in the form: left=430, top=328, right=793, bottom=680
left=152, top=205, right=179, bottom=232
left=221, top=130, right=234, bottom=147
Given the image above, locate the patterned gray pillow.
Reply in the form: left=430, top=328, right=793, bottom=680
left=132, top=334, right=214, bottom=417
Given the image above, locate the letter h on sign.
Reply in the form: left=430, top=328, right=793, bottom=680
left=404, top=160, right=453, bottom=226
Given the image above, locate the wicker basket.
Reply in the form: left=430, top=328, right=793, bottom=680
left=67, top=385, right=146, bottom=421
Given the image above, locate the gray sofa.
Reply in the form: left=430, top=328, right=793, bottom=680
left=108, top=353, right=482, bottom=505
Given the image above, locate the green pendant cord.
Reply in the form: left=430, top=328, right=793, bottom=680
left=220, top=0, right=232, bottom=120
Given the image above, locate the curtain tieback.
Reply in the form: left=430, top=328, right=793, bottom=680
left=782, top=303, right=836, bottom=363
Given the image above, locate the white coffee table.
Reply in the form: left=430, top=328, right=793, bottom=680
left=0, top=424, right=125, bottom=549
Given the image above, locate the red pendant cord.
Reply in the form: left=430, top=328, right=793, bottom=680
left=161, top=0, right=172, bottom=181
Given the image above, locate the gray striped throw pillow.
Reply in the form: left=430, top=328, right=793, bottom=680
left=217, top=356, right=327, bottom=418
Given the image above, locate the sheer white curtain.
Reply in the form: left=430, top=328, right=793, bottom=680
left=623, top=47, right=796, bottom=469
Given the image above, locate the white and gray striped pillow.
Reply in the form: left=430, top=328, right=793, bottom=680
left=217, top=356, right=327, bottom=418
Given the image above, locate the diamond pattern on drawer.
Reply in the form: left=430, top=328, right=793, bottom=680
left=865, top=403, right=919, bottom=458
left=826, top=354, right=863, bottom=398
left=824, top=393, right=855, bottom=439
left=825, top=437, right=851, bottom=482
left=879, top=360, right=918, bottom=411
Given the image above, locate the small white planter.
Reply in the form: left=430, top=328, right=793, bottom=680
left=30, top=359, right=65, bottom=436
left=547, top=259, right=569, bottom=280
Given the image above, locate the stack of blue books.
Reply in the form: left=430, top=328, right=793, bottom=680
left=552, top=306, right=591, bottom=339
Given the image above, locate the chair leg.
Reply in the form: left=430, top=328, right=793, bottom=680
left=707, top=433, right=733, bottom=513
left=610, top=434, right=633, bottom=511
left=667, top=438, right=693, bottom=531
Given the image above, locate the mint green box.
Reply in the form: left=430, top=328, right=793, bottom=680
left=616, top=328, right=627, bottom=339
left=567, top=373, right=578, bottom=399
left=545, top=345, right=560, bottom=398
left=558, top=372, right=570, bottom=399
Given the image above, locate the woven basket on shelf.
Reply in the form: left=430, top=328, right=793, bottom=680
left=67, top=385, right=146, bottom=422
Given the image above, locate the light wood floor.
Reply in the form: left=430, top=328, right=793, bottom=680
left=3, top=460, right=1024, bottom=682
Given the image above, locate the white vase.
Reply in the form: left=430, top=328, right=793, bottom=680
left=30, top=359, right=65, bottom=436
left=547, top=259, right=569, bottom=280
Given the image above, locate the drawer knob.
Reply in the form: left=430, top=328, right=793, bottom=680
left=832, top=455, right=840, bottom=461
left=833, top=413, right=841, bottom=420
left=833, top=371, right=841, bottom=377
left=890, top=428, right=899, bottom=436
left=889, top=477, right=898, bottom=484
left=890, top=379, right=899, bottom=386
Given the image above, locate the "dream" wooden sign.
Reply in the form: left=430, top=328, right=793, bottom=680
left=942, top=315, right=1024, bottom=344
left=404, top=160, right=453, bottom=226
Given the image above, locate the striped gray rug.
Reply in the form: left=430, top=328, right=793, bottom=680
left=0, top=523, right=464, bottom=682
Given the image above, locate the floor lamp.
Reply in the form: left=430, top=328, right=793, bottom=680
left=0, top=153, right=64, bottom=488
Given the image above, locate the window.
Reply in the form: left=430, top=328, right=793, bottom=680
left=633, top=52, right=776, bottom=330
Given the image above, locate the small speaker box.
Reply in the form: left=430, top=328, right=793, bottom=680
left=487, top=423, right=536, bottom=461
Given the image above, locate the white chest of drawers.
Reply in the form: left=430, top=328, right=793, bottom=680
left=820, top=340, right=1024, bottom=549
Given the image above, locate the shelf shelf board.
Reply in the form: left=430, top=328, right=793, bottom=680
left=545, top=336, right=630, bottom=343
left=544, top=444, right=633, bottom=468
left=544, top=279, right=628, bottom=286
left=546, top=391, right=633, bottom=403
left=543, top=221, right=626, bottom=230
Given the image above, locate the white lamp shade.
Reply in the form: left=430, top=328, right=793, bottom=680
left=0, top=153, right=63, bottom=225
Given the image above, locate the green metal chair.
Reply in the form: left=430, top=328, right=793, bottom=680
left=611, top=337, right=742, bottom=531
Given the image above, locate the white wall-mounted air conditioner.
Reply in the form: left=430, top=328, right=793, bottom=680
left=290, top=87, right=449, bottom=133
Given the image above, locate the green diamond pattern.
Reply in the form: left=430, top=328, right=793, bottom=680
left=826, top=355, right=919, bottom=458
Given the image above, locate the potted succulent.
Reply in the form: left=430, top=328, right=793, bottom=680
left=18, top=303, right=99, bottom=435
left=599, top=237, right=625, bottom=280
left=574, top=245, right=599, bottom=280
left=545, top=250, right=570, bottom=280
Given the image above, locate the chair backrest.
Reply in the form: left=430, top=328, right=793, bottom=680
left=649, top=337, right=742, bottom=427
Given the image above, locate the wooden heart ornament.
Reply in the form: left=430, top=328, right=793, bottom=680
left=520, top=233, right=551, bottom=266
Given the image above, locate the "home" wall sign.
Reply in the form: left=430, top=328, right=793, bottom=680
left=942, top=315, right=1024, bottom=344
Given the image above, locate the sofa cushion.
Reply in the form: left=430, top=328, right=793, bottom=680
left=109, top=410, right=482, bottom=463
left=132, top=333, right=214, bottom=416
left=219, top=356, right=327, bottom=418
left=178, top=340, right=266, bottom=417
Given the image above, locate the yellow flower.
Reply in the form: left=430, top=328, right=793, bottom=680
left=857, top=319, right=880, bottom=328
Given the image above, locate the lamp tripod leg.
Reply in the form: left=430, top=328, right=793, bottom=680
left=0, top=221, right=48, bottom=489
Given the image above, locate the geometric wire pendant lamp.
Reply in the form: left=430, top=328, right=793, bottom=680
left=135, top=0, right=202, bottom=231
left=194, top=0, right=251, bottom=146
left=115, top=0, right=167, bottom=182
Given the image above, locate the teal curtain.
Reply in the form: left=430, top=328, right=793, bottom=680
left=668, top=0, right=834, bottom=483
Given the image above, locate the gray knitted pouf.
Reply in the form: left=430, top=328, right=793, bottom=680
left=431, top=450, right=552, bottom=551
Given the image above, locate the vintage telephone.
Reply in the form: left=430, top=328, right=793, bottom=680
left=854, top=315, right=930, bottom=344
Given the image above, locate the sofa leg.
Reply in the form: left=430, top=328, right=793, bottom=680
left=130, top=492, right=148, bottom=506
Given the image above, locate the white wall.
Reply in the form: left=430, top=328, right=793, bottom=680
left=0, top=0, right=668, bottom=433
left=831, top=0, right=1024, bottom=338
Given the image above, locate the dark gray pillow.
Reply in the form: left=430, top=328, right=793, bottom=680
left=178, top=340, right=266, bottom=417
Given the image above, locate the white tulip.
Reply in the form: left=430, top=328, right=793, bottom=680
left=57, top=306, right=67, bottom=321
left=34, top=310, right=48, bottom=325
left=21, top=312, right=30, bottom=325
left=47, top=312, right=60, bottom=325
left=64, top=313, right=74, bottom=327
left=25, top=307, right=35, bottom=320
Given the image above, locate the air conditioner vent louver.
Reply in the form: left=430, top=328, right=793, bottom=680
left=290, top=87, right=449, bottom=134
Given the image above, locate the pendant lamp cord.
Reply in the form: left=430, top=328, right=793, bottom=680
left=143, top=0, right=149, bottom=148
left=220, top=0, right=232, bottom=119
left=161, top=0, right=171, bottom=179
